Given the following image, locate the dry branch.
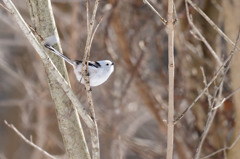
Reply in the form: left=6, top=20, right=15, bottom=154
left=81, top=0, right=101, bottom=159
left=2, top=1, right=93, bottom=158
left=174, top=39, right=239, bottom=122
left=166, top=0, right=175, bottom=158
left=143, top=0, right=167, bottom=25
left=201, top=133, right=240, bottom=159
left=4, top=120, right=56, bottom=159
left=193, top=31, right=240, bottom=159
left=25, top=0, right=91, bottom=158
left=186, top=0, right=238, bottom=50
left=185, top=0, right=222, bottom=66
left=213, top=86, right=240, bottom=110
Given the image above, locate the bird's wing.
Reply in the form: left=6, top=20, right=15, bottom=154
left=75, top=60, right=99, bottom=75
left=75, top=60, right=100, bottom=68
left=88, top=61, right=99, bottom=75
left=88, top=61, right=101, bottom=68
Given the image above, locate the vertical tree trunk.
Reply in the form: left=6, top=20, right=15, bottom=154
left=25, top=1, right=90, bottom=159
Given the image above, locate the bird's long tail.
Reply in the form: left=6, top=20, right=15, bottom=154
left=43, top=35, right=75, bottom=66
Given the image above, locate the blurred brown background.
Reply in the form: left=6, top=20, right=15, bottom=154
left=0, top=0, right=240, bottom=159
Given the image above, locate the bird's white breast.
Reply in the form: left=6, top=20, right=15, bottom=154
left=73, top=63, right=114, bottom=87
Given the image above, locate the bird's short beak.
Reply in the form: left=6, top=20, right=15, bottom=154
left=111, top=62, right=114, bottom=66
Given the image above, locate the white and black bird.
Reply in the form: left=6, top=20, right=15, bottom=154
left=43, top=36, right=114, bottom=87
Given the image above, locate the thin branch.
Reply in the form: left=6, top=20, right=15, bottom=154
left=200, top=133, right=240, bottom=159
left=4, top=120, right=56, bottom=159
left=194, top=31, right=240, bottom=159
left=46, top=60, right=94, bottom=129
left=200, top=67, right=212, bottom=107
left=81, top=0, right=99, bottom=117
left=173, top=3, right=178, bottom=24
left=4, top=0, right=93, bottom=157
left=89, top=16, right=103, bottom=54
left=143, top=0, right=167, bottom=25
left=186, top=0, right=239, bottom=51
left=185, top=0, right=222, bottom=66
left=86, top=0, right=89, bottom=32
left=166, top=0, right=175, bottom=158
left=0, top=2, right=12, bottom=13
left=174, top=29, right=240, bottom=123
left=194, top=62, right=226, bottom=159
left=81, top=0, right=101, bottom=159
left=193, top=98, right=218, bottom=159
left=213, top=86, right=240, bottom=110
left=83, top=0, right=100, bottom=63
left=2, top=0, right=94, bottom=129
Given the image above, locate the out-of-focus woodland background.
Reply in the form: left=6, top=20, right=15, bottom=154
left=0, top=0, right=240, bottom=159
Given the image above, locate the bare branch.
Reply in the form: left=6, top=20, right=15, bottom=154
left=0, top=2, right=12, bottom=13
left=3, top=1, right=94, bottom=158
left=193, top=103, right=217, bottom=159
left=213, top=86, right=240, bottom=110
left=200, top=67, right=212, bottom=107
left=166, top=0, right=175, bottom=158
left=89, top=16, right=103, bottom=54
left=186, top=0, right=239, bottom=50
left=200, top=133, right=240, bottom=159
left=4, top=120, right=56, bottom=159
left=81, top=0, right=101, bottom=159
left=86, top=0, right=89, bottom=32
left=2, top=0, right=94, bottom=131
left=143, top=0, right=167, bottom=25
left=194, top=32, right=240, bottom=159
left=185, top=0, right=222, bottom=66
left=175, top=29, right=240, bottom=123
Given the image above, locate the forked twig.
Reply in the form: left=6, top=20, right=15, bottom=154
left=213, top=86, right=240, bottom=110
left=200, top=133, right=240, bottom=159
left=185, top=0, right=222, bottom=66
left=175, top=30, right=240, bottom=123
left=4, top=120, right=56, bottom=159
left=89, top=16, right=103, bottom=54
left=200, top=67, right=212, bottom=107
left=194, top=32, right=236, bottom=158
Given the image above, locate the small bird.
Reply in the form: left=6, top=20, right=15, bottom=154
left=43, top=36, right=114, bottom=87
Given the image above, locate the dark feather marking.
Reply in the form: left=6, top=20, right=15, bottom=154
left=75, top=60, right=99, bottom=68
left=75, top=60, right=82, bottom=65
left=95, top=61, right=101, bottom=67
left=44, top=44, right=54, bottom=51
left=89, top=62, right=99, bottom=68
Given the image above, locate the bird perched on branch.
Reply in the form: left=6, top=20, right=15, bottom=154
left=43, top=35, right=114, bottom=87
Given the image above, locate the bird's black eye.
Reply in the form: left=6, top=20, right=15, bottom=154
left=106, top=63, right=109, bottom=66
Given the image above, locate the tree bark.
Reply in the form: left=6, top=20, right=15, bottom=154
left=25, top=1, right=90, bottom=158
